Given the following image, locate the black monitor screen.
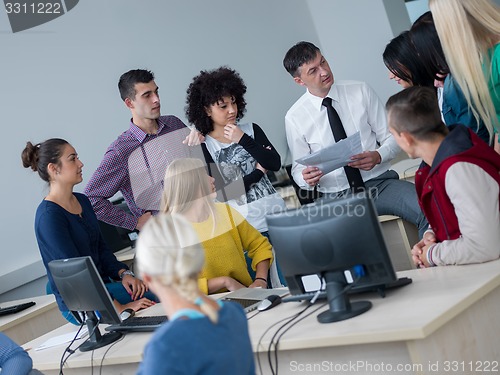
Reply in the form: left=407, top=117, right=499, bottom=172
left=48, top=256, right=122, bottom=351
left=266, top=194, right=397, bottom=323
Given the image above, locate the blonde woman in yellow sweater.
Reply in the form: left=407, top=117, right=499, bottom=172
left=161, top=158, right=273, bottom=294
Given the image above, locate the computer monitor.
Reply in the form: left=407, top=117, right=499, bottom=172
left=266, top=194, right=397, bottom=323
left=98, top=198, right=139, bottom=253
left=48, top=256, right=122, bottom=351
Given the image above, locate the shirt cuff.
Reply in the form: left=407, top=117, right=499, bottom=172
left=238, top=133, right=253, bottom=147
left=426, top=244, right=438, bottom=267
left=198, top=278, right=209, bottom=294
left=424, top=227, right=435, bottom=238
left=124, top=215, right=139, bottom=231
left=376, top=146, right=390, bottom=163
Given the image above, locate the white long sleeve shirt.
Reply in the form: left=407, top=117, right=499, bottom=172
left=285, top=80, right=400, bottom=193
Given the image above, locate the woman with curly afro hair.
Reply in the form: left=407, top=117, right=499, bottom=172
left=185, top=66, right=286, bottom=239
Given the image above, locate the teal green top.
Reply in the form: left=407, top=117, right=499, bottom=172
left=488, top=43, right=500, bottom=133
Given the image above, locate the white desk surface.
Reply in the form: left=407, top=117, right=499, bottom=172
left=23, top=259, right=500, bottom=373
left=23, top=304, right=162, bottom=371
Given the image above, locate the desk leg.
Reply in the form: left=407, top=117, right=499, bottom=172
left=397, top=219, right=418, bottom=268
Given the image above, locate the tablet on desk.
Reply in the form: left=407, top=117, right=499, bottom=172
left=221, top=288, right=289, bottom=313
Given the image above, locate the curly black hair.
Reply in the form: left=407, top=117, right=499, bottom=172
left=185, top=66, right=247, bottom=135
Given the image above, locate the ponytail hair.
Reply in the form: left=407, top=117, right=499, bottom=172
left=21, top=138, right=69, bottom=182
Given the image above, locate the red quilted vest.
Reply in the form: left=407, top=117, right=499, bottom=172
left=415, top=127, right=500, bottom=242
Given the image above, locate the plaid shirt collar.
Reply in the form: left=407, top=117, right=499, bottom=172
left=128, top=118, right=167, bottom=143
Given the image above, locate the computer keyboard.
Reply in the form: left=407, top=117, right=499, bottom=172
left=105, top=315, right=168, bottom=332
left=0, top=301, right=36, bottom=316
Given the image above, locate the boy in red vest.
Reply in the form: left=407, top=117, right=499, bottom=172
left=386, top=86, right=500, bottom=267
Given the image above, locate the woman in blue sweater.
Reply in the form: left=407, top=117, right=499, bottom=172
left=22, top=138, right=155, bottom=323
left=135, top=214, right=255, bottom=375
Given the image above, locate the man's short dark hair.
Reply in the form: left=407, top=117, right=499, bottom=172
left=118, top=69, right=155, bottom=101
left=283, top=41, right=321, bottom=77
left=386, top=86, right=447, bottom=140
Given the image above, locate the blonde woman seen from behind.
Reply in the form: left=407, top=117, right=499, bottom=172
left=161, top=158, right=273, bottom=294
left=136, top=214, right=255, bottom=375
left=429, top=0, right=500, bottom=151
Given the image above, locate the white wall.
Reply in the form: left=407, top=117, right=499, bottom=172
left=307, top=0, right=410, bottom=105
left=0, top=0, right=408, bottom=299
left=405, top=0, right=430, bottom=23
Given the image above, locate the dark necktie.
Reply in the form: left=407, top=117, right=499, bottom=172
left=322, top=97, right=365, bottom=192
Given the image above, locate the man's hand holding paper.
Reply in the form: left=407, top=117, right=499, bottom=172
left=295, top=131, right=364, bottom=175
left=348, top=150, right=382, bottom=171
left=302, top=166, right=323, bottom=187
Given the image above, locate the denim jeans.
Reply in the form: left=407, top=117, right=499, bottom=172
left=322, top=170, right=428, bottom=238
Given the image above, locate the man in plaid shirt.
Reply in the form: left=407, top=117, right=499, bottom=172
left=84, top=69, right=203, bottom=231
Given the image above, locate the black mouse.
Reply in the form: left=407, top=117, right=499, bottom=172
left=120, top=308, right=135, bottom=321
left=257, top=295, right=282, bottom=311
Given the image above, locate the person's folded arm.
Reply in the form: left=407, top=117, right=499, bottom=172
left=202, top=140, right=264, bottom=194
left=242, top=170, right=264, bottom=191
left=238, top=123, right=281, bottom=171
left=228, top=207, right=273, bottom=270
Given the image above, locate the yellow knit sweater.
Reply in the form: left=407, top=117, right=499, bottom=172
left=191, top=203, right=273, bottom=294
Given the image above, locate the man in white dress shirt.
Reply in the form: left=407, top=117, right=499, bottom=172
left=283, top=41, right=427, bottom=237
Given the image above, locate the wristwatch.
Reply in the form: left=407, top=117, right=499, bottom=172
left=120, top=270, right=135, bottom=279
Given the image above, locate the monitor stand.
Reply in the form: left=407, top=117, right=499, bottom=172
left=79, top=312, right=122, bottom=352
left=317, top=271, right=372, bottom=324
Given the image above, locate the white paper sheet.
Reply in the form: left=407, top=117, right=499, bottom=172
left=35, top=330, right=89, bottom=351
left=295, top=131, right=363, bottom=174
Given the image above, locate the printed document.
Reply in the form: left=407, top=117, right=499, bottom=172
left=295, top=132, right=362, bottom=174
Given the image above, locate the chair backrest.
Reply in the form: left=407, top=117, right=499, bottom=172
left=98, top=198, right=139, bottom=252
